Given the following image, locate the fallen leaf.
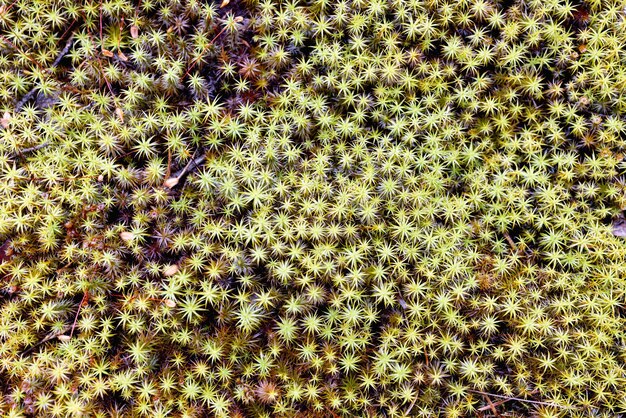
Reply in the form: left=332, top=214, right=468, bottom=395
left=163, top=264, right=179, bottom=277
left=163, top=177, right=179, bottom=188
left=120, top=231, right=135, bottom=241
left=1, top=111, right=11, bottom=128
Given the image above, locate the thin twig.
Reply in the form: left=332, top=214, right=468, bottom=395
left=0, top=35, right=47, bottom=72
left=477, top=397, right=512, bottom=412
left=165, top=149, right=172, bottom=179
left=51, top=35, right=75, bottom=67
left=172, top=152, right=206, bottom=179
left=183, top=26, right=229, bottom=77
left=21, top=325, right=71, bottom=356
left=18, top=142, right=50, bottom=154
left=69, top=291, right=89, bottom=337
left=14, top=89, right=38, bottom=113
left=469, top=390, right=566, bottom=409
left=13, top=35, right=74, bottom=113
left=478, top=389, right=540, bottom=412
left=503, top=231, right=520, bottom=254
left=483, top=394, right=501, bottom=417
left=405, top=396, right=418, bottom=416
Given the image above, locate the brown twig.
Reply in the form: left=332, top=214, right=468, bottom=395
left=469, top=390, right=566, bottom=409
left=503, top=231, right=519, bottom=253
left=477, top=397, right=512, bottom=412
left=0, top=35, right=47, bottom=72
left=69, top=291, right=90, bottom=337
left=21, top=324, right=71, bottom=356
left=405, top=396, right=418, bottom=416
left=18, top=142, right=50, bottom=154
left=165, top=149, right=172, bottom=179
left=11, top=34, right=75, bottom=113
left=477, top=389, right=541, bottom=412
left=183, top=26, right=229, bottom=78
left=482, top=394, right=501, bottom=416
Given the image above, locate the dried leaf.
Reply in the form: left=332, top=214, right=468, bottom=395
left=163, top=177, right=179, bottom=188
left=1, top=111, right=11, bottom=128
left=163, top=264, right=179, bottom=277
left=130, top=25, right=139, bottom=39
left=102, top=49, right=114, bottom=58
left=120, top=231, right=135, bottom=241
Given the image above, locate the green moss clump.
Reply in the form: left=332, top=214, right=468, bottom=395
left=2, top=0, right=626, bottom=416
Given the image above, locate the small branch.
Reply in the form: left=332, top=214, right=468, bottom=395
left=165, top=149, right=172, bottom=179
left=69, top=291, right=89, bottom=337
left=405, top=396, right=417, bottom=416
left=183, top=26, right=230, bottom=78
left=503, top=231, right=519, bottom=254
left=21, top=325, right=71, bottom=356
left=163, top=152, right=207, bottom=189
left=482, top=394, right=501, bottom=417
left=13, top=35, right=74, bottom=113
left=477, top=397, right=512, bottom=412
left=51, top=35, right=75, bottom=68
left=14, top=89, right=38, bottom=113
left=469, top=390, right=566, bottom=409
left=18, top=142, right=50, bottom=154
left=0, top=35, right=47, bottom=72
left=172, top=153, right=206, bottom=179
left=477, top=389, right=540, bottom=412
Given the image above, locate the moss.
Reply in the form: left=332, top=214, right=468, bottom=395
left=2, top=0, right=626, bottom=416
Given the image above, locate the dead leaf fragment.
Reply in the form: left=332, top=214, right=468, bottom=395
left=163, top=264, right=179, bottom=277
left=130, top=25, right=139, bottom=39
left=1, top=111, right=11, bottom=128
left=120, top=231, right=135, bottom=241
left=102, top=49, right=114, bottom=58
left=163, top=177, right=179, bottom=188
